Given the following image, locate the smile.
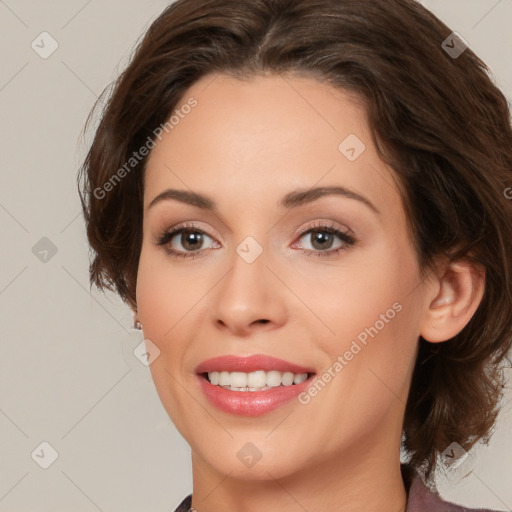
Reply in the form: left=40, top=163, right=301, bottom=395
left=195, top=354, right=317, bottom=416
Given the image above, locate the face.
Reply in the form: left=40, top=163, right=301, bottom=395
left=136, top=73, right=431, bottom=481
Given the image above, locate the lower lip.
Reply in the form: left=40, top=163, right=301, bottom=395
left=197, top=374, right=315, bottom=416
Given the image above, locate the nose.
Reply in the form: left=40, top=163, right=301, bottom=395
left=211, top=242, right=287, bottom=337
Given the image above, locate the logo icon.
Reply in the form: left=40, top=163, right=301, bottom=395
left=32, top=237, right=58, bottom=263
left=237, top=442, right=263, bottom=468
left=440, top=441, right=468, bottom=470
left=338, top=134, right=366, bottom=161
left=133, top=339, right=161, bottom=366
left=442, top=32, right=469, bottom=59
left=236, top=236, right=263, bottom=264
left=31, top=32, right=59, bottom=59
left=31, top=441, right=59, bottom=469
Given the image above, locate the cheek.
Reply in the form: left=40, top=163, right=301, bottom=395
left=294, top=259, right=421, bottom=452
left=135, top=246, right=204, bottom=337
left=296, top=239, right=422, bottom=406
left=291, top=237, right=421, bottom=350
left=135, top=253, right=166, bottom=333
left=135, top=248, right=195, bottom=434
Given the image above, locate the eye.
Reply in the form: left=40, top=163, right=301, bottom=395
left=155, top=222, right=220, bottom=259
left=293, top=221, right=356, bottom=257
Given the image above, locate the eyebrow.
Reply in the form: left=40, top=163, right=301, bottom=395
left=147, top=186, right=380, bottom=215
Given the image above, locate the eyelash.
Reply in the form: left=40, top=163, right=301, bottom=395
left=155, top=221, right=356, bottom=260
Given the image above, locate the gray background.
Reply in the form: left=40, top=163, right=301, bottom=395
left=0, top=1, right=511, bottom=511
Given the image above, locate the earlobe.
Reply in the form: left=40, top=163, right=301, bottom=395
left=420, top=260, right=485, bottom=343
left=132, top=309, right=142, bottom=330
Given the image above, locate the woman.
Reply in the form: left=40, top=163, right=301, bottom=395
left=77, top=0, right=512, bottom=510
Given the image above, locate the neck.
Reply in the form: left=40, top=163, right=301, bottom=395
left=189, top=431, right=408, bottom=512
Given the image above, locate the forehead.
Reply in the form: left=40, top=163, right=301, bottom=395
left=143, top=73, right=403, bottom=220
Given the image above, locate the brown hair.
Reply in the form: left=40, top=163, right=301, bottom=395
left=77, top=0, right=512, bottom=482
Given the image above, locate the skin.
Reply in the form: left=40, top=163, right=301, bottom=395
left=134, top=73, right=485, bottom=512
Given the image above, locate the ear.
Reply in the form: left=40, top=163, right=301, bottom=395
left=420, top=260, right=485, bottom=343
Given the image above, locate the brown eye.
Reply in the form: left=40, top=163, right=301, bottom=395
left=294, top=222, right=356, bottom=258
left=156, top=224, right=220, bottom=259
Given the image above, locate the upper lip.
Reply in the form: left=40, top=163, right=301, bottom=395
left=195, top=354, right=316, bottom=375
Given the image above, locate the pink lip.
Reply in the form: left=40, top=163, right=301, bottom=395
left=194, top=354, right=316, bottom=417
left=197, top=375, right=314, bottom=416
left=194, top=354, right=315, bottom=374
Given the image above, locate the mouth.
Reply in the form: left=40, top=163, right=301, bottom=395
left=194, top=354, right=317, bottom=416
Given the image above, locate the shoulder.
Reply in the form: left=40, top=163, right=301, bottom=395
left=406, top=470, right=504, bottom=512
left=172, top=493, right=192, bottom=512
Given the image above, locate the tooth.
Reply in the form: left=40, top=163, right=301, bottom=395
left=293, top=373, right=308, bottom=384
left=281, top=372, right=294, bottom=386
left=219, top=371, right=231, bottom=386
left=207, top=370, right=310, bottom=389
left=266, top=370, right=283, bottom=387
left=247, top=370, right=267, bottom=388
left=230, top=372, right=247, bottom=388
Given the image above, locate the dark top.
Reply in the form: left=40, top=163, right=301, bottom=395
left=172, top=463, right=503, bottom=511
